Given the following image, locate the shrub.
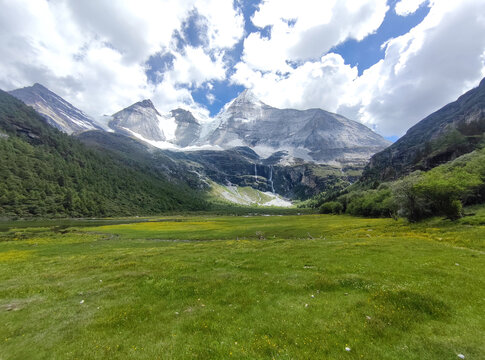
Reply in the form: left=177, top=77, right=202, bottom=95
left=344, top=187, right=396, bottom=218
left=319, top=201, right=343, bottom=214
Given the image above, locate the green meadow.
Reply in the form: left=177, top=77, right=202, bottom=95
left=1, top=208, right=484, bottom=359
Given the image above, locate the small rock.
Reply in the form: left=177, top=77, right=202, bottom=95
left=345, top=347, right=351, bottom=352
left=80, top=300, right=84, bottom=304
left=458, top=354, right=465, bottom=359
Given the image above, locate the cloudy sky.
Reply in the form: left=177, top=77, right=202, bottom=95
left=1, top=0, right=485, bottom=139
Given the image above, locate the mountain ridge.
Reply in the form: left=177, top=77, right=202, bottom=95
left=8, top=83, right=101, bottom=134
left=8, top=83, right=389, bottom=166
left=361, top=77, right=485, bottom=182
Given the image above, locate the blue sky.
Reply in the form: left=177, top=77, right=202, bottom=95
left=1, top=0, right=485, bottom=138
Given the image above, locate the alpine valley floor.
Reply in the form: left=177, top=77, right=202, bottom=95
left=1, top=208, right=484, bottom=359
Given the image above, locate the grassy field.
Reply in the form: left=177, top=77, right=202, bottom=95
left=0, top=208, right=484, bottom=359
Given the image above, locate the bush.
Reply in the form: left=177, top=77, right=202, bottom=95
left=447, top=199, right=463, bottom=220
left=393, top=173, right=431, bottom=222
left=319, top=201, right=343, bottom=214
left=344, top=187, right=396, bottom=218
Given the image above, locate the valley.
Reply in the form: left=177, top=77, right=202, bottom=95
left=2, top=2, right=485, bottom=360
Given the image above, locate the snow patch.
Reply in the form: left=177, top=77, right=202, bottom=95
left=215, top=183, right=292, bottom=208
left=121, top=127, right=178, bottom=149
left=260, top=191, right=292, bottom=207
left=121, top=127, right=224, bottom=152
left=159, top=114, right=177, bottom=141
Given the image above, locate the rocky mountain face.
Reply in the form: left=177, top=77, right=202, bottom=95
left=171, top=108, right=201, bottom=147
left=8, top=83, right=101, bottom=134
left=206, top=90, right=390, bottom=165
left=105, top=89, right=389, bottom=166
left=109, top=99, right=166, bottom=141
left=362, top=77, right=485, bottom=182
left=174, top=147, right=362, bottom=199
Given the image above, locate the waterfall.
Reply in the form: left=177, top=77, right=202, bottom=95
left=254, top=164, right=257, bottom=182
left=268, top=166, right=275, bottom=193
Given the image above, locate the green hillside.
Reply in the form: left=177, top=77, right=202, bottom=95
left=0, top=90, right=207, bottom=218
left=315, top=146, right=485, bottom=221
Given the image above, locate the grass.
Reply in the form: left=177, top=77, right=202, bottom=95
left=0, top=209, right=484, bottom=359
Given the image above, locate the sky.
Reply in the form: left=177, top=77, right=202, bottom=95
left=0, top=0, right=485, bottom=139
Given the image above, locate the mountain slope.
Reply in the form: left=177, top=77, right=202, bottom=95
left=207, top=90, right=390, bottom=165
left=0, top=90, right=207, bottom=217
left=9, top=83, right=101, bottom=134
left=362, top=78, right=485, bottom=182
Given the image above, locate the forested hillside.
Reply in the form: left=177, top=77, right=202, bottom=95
left=314, top=147, right=485, bottom=221
left=0, top=90, right=207, bottom=218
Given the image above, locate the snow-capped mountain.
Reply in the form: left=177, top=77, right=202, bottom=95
left=107, top=100, right=206, bottom=149
left=206, top=90, right=390, bottom=164
left=106, top=89, right=389, bottom=164
left=109, top=99, right=167, bottom=141
left=9, top=83, right=390, bottom=166
left=9, top=83, right=101, bottom=134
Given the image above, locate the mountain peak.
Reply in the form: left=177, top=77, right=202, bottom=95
left=234, top=89, right=264, bottom=105
left=116, top=99, right=161, bottom=117
left=136, top=99, right=156, bottom=109
left=32, top=83, right=48, bottom=91
left=110, top=99, right=165, bottom=141
left=8, top=83, right=100, bottom=134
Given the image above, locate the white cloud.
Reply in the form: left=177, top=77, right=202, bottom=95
left=243, top=0, right=388, bottom=71
left=343, top=0, right=485, bottom=135
left=198, top=0, right=245, bottom=49
left=165, top=47, right=226, bottom=88
left=395, top=0, right=428, bottom=16
left=0, top=0, right=244, bottom=117
left=232, top=53, right=357, bottom=111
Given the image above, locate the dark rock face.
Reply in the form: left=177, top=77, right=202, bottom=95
left=172, top=146, right=360, bottom=199
left=109, top=99, right=166, bottom=141
left=9, top=83, right=101, bottom=134
left=362, top=77, right=485, bottom=182
left=171, top=108, right=201, bottom=147
left=207, top=90, right=390, bottom=165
